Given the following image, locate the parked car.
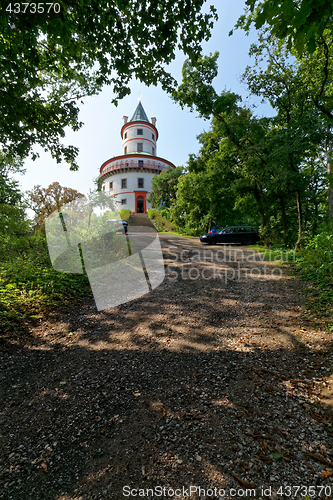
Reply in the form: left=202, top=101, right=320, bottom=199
left=209, top=226, right=225, bottom=234
left=200, top=226, right=260, bottom=245
left=107, top=219, right=128, bottom=234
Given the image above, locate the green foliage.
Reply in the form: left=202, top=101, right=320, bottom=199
left=0, top=231, right=91, bottom=333
left=147, top=209, right=176, bottom=232
left=0, top=1, right=217, bottom=168
left=0, top=152, right=25, bottom=206
left=0, top=204, right=29, bottom=237
left=172, top=37, right=333, bottom=248
left=297, top=222, right=333, bottom=305
left=235, top=0, right=333, bottom=55
left=148, top=167, right=184, bottom=208
left=120, top=209, right=131, bottom=221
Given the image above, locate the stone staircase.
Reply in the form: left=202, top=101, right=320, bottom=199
left=128, top=213, right=155, bottom=228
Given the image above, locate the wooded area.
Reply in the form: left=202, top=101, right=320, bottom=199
left=0, top=0, right=332, bottom=333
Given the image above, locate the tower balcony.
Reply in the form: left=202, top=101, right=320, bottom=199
left=99, top=154, right=175, bottom=181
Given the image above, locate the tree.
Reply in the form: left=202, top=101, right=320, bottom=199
left=173, top=51, right=331, bottom=246
left=242, top=33, right=333, bottom=233
left=234, top=0, right=333, bottom=55
left=173, top=54, right=281, bottom=240
left=30, top=182, right=85, bottom=227
left=148, top=166, right=184, bottom=208
left=316, top=124, right=333, bottom=220
left=0, top=153, right=25, bottom=205
left=1, top=1, right=217, bottom=169
left=0, top=153, right=27, bottom=237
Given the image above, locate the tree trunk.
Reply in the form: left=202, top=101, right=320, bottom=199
left=329, top=183, right=333, bottom=219
left=328, top=153, right=333, bottom=219
left=295, top=189, right=303, bottom=251
left=327, top=124, right=333, bottom=219
left=280, top=196, right=288, bottom=242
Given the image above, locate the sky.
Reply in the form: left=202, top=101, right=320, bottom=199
left=14, top=0, right=274, bottom=199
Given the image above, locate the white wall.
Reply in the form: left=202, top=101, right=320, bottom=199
left=123, top=122, right=157, bottom=155
left=105, top=171, right=154, bottom=194
left=103, top=171, right=155, bottom=212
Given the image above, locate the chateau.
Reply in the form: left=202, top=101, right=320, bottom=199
left=98, top=102, right=176, bottom=214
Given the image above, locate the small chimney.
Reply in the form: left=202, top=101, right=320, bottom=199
left=151, top=117, right=156, bottom=126
left=123, top=116, right=128, bottom=124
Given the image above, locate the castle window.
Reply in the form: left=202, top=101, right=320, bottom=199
left=137, top=129, right=143, bottom=135
left=152, top=147, right=155, bottom=155
left=152, top=133, right=155, bottom=140
left=124, top=146, right=127, bottom=154
left=102, top=184, right=105, bottom=191
left=121, top=199, right=127, bottom=205
left=109, top=181, right=113, bottom=190
left=138, top=160, right=144, bottom=167
left=121, top=178, right=127, bottom=188
left=124, top=132, right=127, bottom=139
left=138, top=178, right=144, bottom=188
left=137, top=143, right=143, bottom=152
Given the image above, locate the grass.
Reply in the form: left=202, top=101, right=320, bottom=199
left=296, top=227, right=333, bottom=315
left=252, top=236, right=333, bottom=333
left=250, top=244, right=298, bottom=263
left=147, top=209, right=177, bottom=232
left=0, top=233, right=91, bottom=334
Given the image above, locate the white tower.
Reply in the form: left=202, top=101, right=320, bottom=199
left=99, top=102, right=175, bottom=214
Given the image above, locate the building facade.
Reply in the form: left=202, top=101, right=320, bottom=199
left=99, top=102, right=176, bottom=214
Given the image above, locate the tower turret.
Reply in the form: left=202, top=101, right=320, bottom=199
left=99, top=102, right=174, bottom=214
left=121, top=102, right=158, bottom=156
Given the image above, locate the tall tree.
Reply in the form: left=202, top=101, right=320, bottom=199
left=242, top=33, right=333, bottom=231
left=30, top=182, right=85, bottom=227
left=173, top=51, right=330, bottom=246
left=0, top=153, right=25, bottom=205
left=173, top=53, right=285, bottom=241
left=0, top=1, right=217, bottom=169
left=148, top=166, right=184, bottom=209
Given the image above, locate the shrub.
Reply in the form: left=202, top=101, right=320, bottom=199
left=120, top=208, right=131, bottom=221
left=0, top=231, right=91, bottom=333
left=147, top=208, right=176, bottom=232
left=297, top=222, right=333, bottom=304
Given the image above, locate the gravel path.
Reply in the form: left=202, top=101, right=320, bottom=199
left=1, top=234, right=333, bottom=500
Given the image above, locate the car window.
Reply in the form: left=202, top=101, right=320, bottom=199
left=223, top=228, right=233, bottom=234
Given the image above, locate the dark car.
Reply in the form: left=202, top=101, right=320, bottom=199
left=107, top=219, right=128, bottom=234
left=209, top=226, right=225, bottom=234
left=200, top=226, right=260, bottom=245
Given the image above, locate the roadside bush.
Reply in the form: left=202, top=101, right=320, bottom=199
left=120, top=208, right=131, bottom=221
left=147, top=208, right=176, bottom=232
left=0, top=229, right=91, bottom=333
left=297, top=222, right=333, bottom=303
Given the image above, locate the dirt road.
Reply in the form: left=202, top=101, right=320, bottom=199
left=1, top=234, right=333, bottom=499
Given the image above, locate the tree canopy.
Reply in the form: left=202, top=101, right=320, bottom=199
left=148, top=166, right=184, bottom=208
left=30, top=182, right=85, bottom=227
left=234, top=0, right=333, bottom=55
left=169, top=48, right=331, bottom=245
left=0, top=1, right=217, bottom=168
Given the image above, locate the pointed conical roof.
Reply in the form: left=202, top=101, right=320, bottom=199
left=129, top=102, right=150, bottom=123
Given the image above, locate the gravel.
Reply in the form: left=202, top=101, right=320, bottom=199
left=1, top=234, right=333, bottom=499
